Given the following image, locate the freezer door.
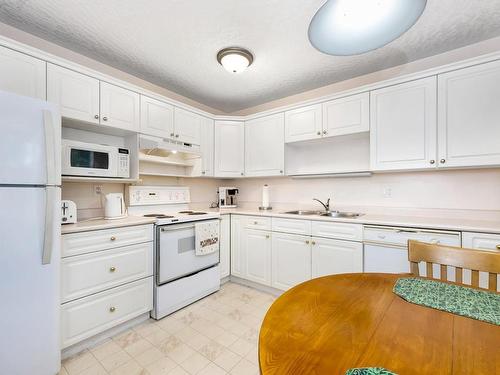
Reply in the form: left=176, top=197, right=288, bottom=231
left=0, top=90, right=61, bottom=185
left=0, top=186, right=61, bottom=375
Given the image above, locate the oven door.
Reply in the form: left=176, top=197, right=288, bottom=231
left=157, top=220, right=220, bottom=285
left=62, top=143, right=117, bottom=177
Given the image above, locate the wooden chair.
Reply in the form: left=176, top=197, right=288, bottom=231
left=408, top=240, right=500, bottom=291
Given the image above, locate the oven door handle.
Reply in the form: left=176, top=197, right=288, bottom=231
left=160, top=224, right=195, bottom=232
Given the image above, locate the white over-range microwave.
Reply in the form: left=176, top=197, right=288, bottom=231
left=62, top=139, right=130, bottom=178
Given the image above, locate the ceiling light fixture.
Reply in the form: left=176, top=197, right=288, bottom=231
left=217, top=47, right=254, bottom=73
left=308, top=0, right=427, bottom=56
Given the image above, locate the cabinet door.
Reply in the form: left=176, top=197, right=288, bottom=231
left=322, top=92, right=369, bottom=137
left=244, top=229, right=272, bottom=286
left=100, top=82, right=140, bottom=131
left=370, top=77, right=437, bottom=171
left=200, top=117, right=214, bottom=176
left=312, top=238, right=363, bottom=278
left=438, top=60, right=500, bottom=168
left=219, top=215, right=231, bottom=279
left=47, top=63, right=99, bottom=124
left=0, top=46, right=46, bottom=99
left=284, top=104, right=322, bottom=143
left=230, top=215, right=244, bottom=278
left=272, top=233, right=311, bottom=291
left=245, top=113, right=284, bottom=177
left=174, top=108, right=202, bottom=145
left=214, top=121, right=245, bottom=177
left=140, top=95, right=174, bottom=138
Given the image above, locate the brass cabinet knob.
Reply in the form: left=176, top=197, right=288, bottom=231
left=202, top=171, right=206, bottom=175
left=305, top=240, right=310, bottom=244
left=94, top=114, right=99, bottom=119
left=322, top=130, right=327, bottom=135
left=254, top=221, right=258, bottom=225
left=109, top=306, right=116, bottom=313
left=440, top=159, right=446, bottom=164
left=175, top=134, right=179, bottom=138
left=240, top=172, right=244, bottom=176
left=103, top=116, right=108, bottom=121
left=110, top=236, right=116, bottom=241
left=311, top=241, right=316, bottom=245
left=266, top=235, right=270, bottom=239
left=279, top=170, right=283, bottom=174
left=316, top=131, right=321, bottom=136
left=170, top=132, right=174, bottom=136
left=109, top=266, right=116, bottom=273
left=496, top=245, right=500, bottom=250
left=429, top=160, right=435, bottom=164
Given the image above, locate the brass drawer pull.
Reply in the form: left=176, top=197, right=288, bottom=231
left=110, top=236, right=116, bottom=241
left=109, top=306, right=116, bottom=313
left=496, top=245, right=500, bottom=250
left=109, top=266, right=116, bottom=273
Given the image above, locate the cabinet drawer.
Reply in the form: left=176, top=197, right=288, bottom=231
left=242, top=216, right=272, bottom=231
left=61, top=242, right=154, bottom=303
left=311, top=221, right=363, bottom=241
left=62, top=224, right=153, bottom=257
left=462, top=232, right=500, bottom=251
left=272, top=218, right=311, bottom=235
left=61, top=277, right=153, bottom=348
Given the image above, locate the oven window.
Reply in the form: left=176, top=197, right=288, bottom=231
left=70, top=149, right=109, bottom=169
left=178, top=236, right=195, bottom=253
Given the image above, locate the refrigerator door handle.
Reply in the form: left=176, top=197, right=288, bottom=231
left=43, top=110, right=57, bottom=185
left=42, top=187, right=56, bottom=265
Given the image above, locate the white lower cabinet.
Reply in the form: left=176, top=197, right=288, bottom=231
left=230, top=215, right=362, bottom=290
left=61, top=224, right=154, bottom=348
left=272, top=233, right=311, bottom=291
left=219, top=215, right=231, bottom=279
left=61, top=278, right=153, bottom=348
left=312, top=238, right=363, bottom=278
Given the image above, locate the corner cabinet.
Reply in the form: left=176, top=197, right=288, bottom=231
left=140, top=95, right=174, bottom=138
left=245, top=113, right=285, bottom=177
left=370, top=76, right=437, bottom=171
left=214, top=121, right=245, bottom=177
left=0, top=45, right=46, bottom=100
left=437, top=59, right=500, bottom=168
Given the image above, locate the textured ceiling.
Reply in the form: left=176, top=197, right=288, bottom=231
left=1, top=1, right=500, bottom=113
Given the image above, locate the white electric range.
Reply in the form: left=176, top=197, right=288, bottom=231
left=128, top=186, right=221, bottom=319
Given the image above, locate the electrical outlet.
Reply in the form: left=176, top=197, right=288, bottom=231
left=94, top=185, right=103, bottom=195
left=383, top=187, right=392, bottom=198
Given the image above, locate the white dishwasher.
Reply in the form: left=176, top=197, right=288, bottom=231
left=363, top=226, right=461, bottom=273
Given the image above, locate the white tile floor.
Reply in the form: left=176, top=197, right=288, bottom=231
left=60, top=282, right=277, bottom=375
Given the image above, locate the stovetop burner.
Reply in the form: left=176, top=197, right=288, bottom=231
left=188, top=212, right=207, bottom=215
left=143, top=214, right=175, bottom=218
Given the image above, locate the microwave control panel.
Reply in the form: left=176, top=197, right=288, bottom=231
left=117, top=148, right=130, bottom=178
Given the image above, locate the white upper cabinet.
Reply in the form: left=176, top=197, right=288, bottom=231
left=214, top=121, right=245, bottom=177
left=47, top=63, right=100, bottom=124
left=370, top=76, right=437, bottom=171
left=311, top=238, right=363, bottom=278
left=200, top=117, right=214, bottom=176
left=0, top=46, right=46, bottom=100
left=100, top=82, right=140, bottom=131
left=245, top=113, right=285, bottom=177
left=140, top=95, right=174, bottom=138
left=174, top=108, right=202, bottom=145
left=322, top=92, right=369, bottom=137
left=271, top=232, right=311, bottom=291
left=284, top=104, right=322, bottom=143
left=438, top=60, right=500, bottom=168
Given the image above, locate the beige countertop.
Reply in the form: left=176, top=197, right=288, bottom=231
left=217, top=207, right=500, bottom=234
left=61, top=216, right=156, bottom=234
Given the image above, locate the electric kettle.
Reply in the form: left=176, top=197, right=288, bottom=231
left=104, top=193, right=127, bottom=219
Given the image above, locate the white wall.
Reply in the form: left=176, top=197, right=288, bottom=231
left=229, top=168, right=500, bottom=218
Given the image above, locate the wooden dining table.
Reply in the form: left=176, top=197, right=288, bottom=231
left=258, top=273, right=500, bottom=375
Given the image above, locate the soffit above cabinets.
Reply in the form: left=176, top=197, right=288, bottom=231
left=1, top=0, right=500, bottom=113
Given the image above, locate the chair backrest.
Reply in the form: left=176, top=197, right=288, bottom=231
left=408, top=240, right=500, bottom=291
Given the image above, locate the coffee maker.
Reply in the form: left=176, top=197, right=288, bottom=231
left=218, top=187, right=239, bottom=208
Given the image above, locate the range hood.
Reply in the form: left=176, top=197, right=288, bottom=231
left=139, top=135, right=201, bottom=157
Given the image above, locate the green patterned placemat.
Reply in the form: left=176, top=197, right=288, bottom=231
left=346, top=368, right=396, bottom=375
left=393, top=277, right=500, bottom=325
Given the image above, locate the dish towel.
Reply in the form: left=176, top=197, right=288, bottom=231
left=195, top=220, right=219, bottom=256
left=346, top=368, right=396, bottom=375
left=393, top=277, right=500, bottom=325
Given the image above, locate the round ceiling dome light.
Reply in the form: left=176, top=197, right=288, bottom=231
left=217, top=47, right=254, bottom=73
left=308, top=0, right=427, bottom=56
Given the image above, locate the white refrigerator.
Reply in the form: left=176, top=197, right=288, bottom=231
left=0, top=90, right=62, bottom=375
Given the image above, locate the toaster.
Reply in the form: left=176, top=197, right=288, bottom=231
left=61, top=200, right=77, bottom=224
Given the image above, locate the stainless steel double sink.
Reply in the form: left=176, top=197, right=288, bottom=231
left=282, top=210, right=363, bottom=218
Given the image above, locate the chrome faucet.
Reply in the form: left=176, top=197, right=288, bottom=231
left=313, top=198, right=331, bottom=213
